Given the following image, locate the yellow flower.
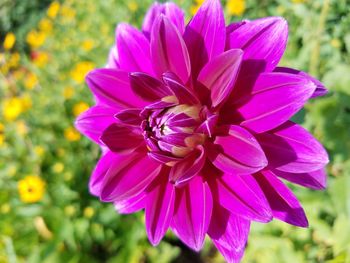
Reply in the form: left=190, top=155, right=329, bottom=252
left=26, top=30, right=46, bottom=49
left=330, top=39, right=341, bottom=49
left=34, top=145, right=45, bottom=157
left=127, top=1, right=138, bottom=12
left=292, top=0, right=306, bottom=3
left=47, top=1, right=60, bottom=18
left=63, top=86, right=75, bottom=99
left=18, top=175, right=45, bottom=203
left=190, top=4, right=200, bottom=16
left=39, top=18, right=53, bottom=33
left=24, top=72, right=38, bottom=90
left=60, top=6, right=76, bottom=20
left=0, top=123, right=4, bottom=146
left=82, top=39, right=94, bottom=52
left=70, top=61, right=94, bottom=84
left=20, top=95, right=33, bottom=111
left=16, top=120, right=28, bottom=136
left=73, top=102, right=89, bottom=117
left=8, top=52, right=20, bottom=68
left=83, top=207, right=95, bottom=218
left=2, top=97, right=23, bottom=121
left=226, top=0, right=246, bottom=16
left=1, top=203, right=11, bottom=214
left=64, top=205, right=76, bottom=216
left=32, top=52, right=49, bottom=68
left=64, top=127, right=81, bottom=141
left=52, top=162, right=64, bottom=173
left=3, top=32, right=16, bottom=50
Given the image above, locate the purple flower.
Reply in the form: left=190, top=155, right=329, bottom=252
left=75, top=1, right=329, bottom=262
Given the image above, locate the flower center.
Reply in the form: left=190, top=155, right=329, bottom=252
left=142, top=103, right=206, bottom=162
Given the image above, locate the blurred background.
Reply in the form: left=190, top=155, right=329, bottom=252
left=0, top=0, right=349, bottom=262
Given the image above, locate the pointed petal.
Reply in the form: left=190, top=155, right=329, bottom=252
left=145, top=169, right=175, bottom=245
left=107, top=46, right=119, bottom=69
left=227, top=17, right=288, bottom=72
left=198, top=49, right=243, bottom=108
left=226, top=20, right=249, bottom=37
left=208, top=204, right=250, bottom=263
left=89, top=151, right=117, bottom=196
left=256, top=121, right=329, bottom=173
left=184, top=0, right=226, bottom=78
left=274, top=67, right=328, bottom=98
left=114, top=109, right=142, bottom=126
left=75, top=105, right=116, bottom=144
left=171, top=176, right=213, bottom=251
left=151, top=15, right=191, bottom=83
left=163, top=75, right=199, bottom=104
left=255, top=170, right=309, bottom=227
left=116, top=23, right=153, bottom=74
left=169, top=146, right=206, bottom=186
left=100, top=123, right=143, bottom=153
left=273, top=168, right=327, bottom=190
left=100, top=151, right=161, bottom=202
left=86, top=68, right=148, bottom=108
left=114, top=192, right=146, bottom=214
left=209, top=125, right=267, bottom=175
left=212, top=173, right=272, bottom=222
left=130, top=72, right=171, bottom=102
left=236, top=72, right=316, bottom=133
left=143, top=2, right=185, bottom=38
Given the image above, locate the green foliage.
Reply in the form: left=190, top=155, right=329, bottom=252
left=0, top=0, right=349, bottom=262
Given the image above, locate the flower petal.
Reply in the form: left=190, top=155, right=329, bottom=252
left=255, top=170, right=309, bottom=227
left=130, top=72, right=171, bottom=102
left=143, top=2, right=185, bottom=38
left=86, top=68, right=148, bottom=108
left=151, top=15, right=191, bottom=84
left=256, top=121, right=329, bottom=173
left=145, top=169, right=175, bottom=245
left=116, top=23, right=153, bottom=74
left=274, top=67, right=328, bottom=98
left=114, top=191, right=146, bottom=214
left=211, top=173, right=272, bottom=222
left=107, top=46, right=119, bottom=69
left=114, top=109, right=142, bottom=126
left=163, top=75, right=199, bottom=105
left=100, top=151, right=161, bottom=202
left=184, top=0, right=226, bottom=79
left=209, top=125, right=267, bottom=175
left=227, top=17, right=288, bottom=73
left=273, top=168, right=327, bottom=190
left=171, top=176, right=213, bottom=251
left=198, top=49, right=243, bottom=108
left=235, top=72, right=317, bottom=133
left=208, top=204, right=250, bottom=263
left=89, top=150, right=116, bottom=196
left=100, top=123, right=144, bottom=153
left=75, top=105, right=116, bottom=144
left=169, top=146, right=206, bottom=186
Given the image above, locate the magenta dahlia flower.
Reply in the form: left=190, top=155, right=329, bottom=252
left=75, top=0, right=329, bottom=262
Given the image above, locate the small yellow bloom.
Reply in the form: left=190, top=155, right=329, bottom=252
left=60, top=6, right=76, bottom=20
left=64, top=127, right=81, bottom=141
left=127, top=1, right=139, bottom=12
left=70, top=61, right=94, bottom=84
left=1, top=203, right=11, bottom=214
left=82, top=39, right=94, bottom=52
left=8, top=52, right=20, bottom=68
left=47, top=1, right=60, bottom=18
left=39, top=18, right=53, bottom=33
left=64, top=205, right=76, bottom=216
left=16, top=120, right=28, bottom=136
left=32, top=52, right=49, bottom=68
left=190, top=4, right=201, bottom=16
left=20, top=95, right=33, bottom=111
left=83, top=207, right=95, bottom=218
left=2, top=97, right=23, bottom=121
left=63, top=86, right=75, bottom=99
left=3, top=32, right=16, bottom=50
left=34, top=145, right=45, bottom=157
left=18, top=175, right=45, bottom=203
left=24, top=72, right=38, bottom=90
left=330, top=39, right=341, bottom=49
left=292, top=0, right=306, bottom=3
left=73, top=102, right=89, bottom=117
left=26, top=30, right=46, bottom=49
left=226, top=0, right=246, bottom=16
left=52, top=162, right=64, bottom=173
